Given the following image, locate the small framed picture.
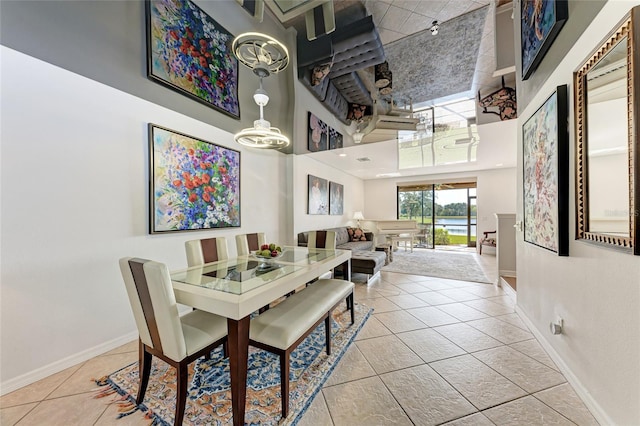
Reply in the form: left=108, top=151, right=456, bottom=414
left=329, top=182, right=344, bottom=215
left=308, top=112, right=328, bottom=152
left=308, top=175, right=328, bottom=215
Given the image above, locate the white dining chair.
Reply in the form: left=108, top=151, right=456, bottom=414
left=118, top=257, right=228, bottom=426
left=235, top=232, right=266, bottom=256
left=307, top=230, right=337, bottom=250
left=185, top=237, right=229, bottom=267
left=307, top=230, right=337, bottom=279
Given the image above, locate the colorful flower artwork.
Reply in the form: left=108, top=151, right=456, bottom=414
left=147, top=0, right=240, bottom=118
left=149, top=125, right=240, bottom=233
left=522, top=86, right=568, bottom=255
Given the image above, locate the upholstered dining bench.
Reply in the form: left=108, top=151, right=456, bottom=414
left=249, top=279, right=355, bottom=419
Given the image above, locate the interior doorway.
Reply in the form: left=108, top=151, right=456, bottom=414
left=398, top=182, right=477, bottom=250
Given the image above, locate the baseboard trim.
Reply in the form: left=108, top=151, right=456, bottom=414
left=497, top=277, right=516, bottom=299
left=514, top=306, right=613, bottom=426
left=0, top=330, right=138, bottom=396
left=499, top=269, right=516, bottom=277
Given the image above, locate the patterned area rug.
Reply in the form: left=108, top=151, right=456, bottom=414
left=382, top=249, right=490, bottom=283
left=95, top=303, right=371, bottom=426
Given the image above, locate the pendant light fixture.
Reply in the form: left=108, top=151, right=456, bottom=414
left=232, top=32, right=290, bottom=149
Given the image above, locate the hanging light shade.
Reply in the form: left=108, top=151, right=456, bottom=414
left=234, top=124, right=290, bottom=148
left=232, top=32, right=289, bottom=77
left=232, top=32, right=290, bottom=149
left=234, top=78, right=290, bottom=148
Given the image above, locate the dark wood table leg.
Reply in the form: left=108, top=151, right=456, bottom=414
left=343, top=259, right=351, bottom=282
left=227, top=316, right=250, bottom=426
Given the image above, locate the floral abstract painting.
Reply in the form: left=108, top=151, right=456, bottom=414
left=522, top=85, right=568, bottom=255
left=149, top=125, right=240, bottom=233
left=308, top=112, right=327, bottom=152
left=521, top=0, right=567, bottom=80
left=308, top=175, right=328, bottom=215
left=147, top=0, right=240, bottom=118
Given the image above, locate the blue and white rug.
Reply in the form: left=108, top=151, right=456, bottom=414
left=95, top=302, right=372, bottom=425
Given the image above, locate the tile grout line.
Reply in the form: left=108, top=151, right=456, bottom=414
left=353, top=279, right=515, bottom=425
left=372, top=274, right=583, bottom=424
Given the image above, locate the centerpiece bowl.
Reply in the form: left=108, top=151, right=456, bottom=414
left=251, top=243, right=283, bottom=260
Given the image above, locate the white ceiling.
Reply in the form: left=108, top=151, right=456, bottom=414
left=307, top=119, right=518, bottom=180
left=366, top=0, right=490, bottom=45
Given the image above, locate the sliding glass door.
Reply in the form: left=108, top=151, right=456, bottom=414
left=468, top=193, right=477, bottom=247
left=398, top=183, right=476, bottom=249
left=398, top=187, right=434, bottom=248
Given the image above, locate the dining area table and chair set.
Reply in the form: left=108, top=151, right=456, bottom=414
left=119, top=233, right=354, bottom=426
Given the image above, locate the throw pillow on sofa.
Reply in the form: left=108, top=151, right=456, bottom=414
left=311, top=62, right=332, bottom=86
left=348, top=227, right=367, bottom=242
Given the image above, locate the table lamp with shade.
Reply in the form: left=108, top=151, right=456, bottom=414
left=353, top=211, right=364, bottom=228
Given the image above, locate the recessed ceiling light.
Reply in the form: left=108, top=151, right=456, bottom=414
left=376, top=172, right=401, bottom=177
left=339, top=153, right=347, bottom=157
left=356, top=157, right=371, bottom=162
left=495, top=163, right=504, bottom=167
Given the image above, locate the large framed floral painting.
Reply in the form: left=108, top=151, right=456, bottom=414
left=308, top=112, right=328, bottom=152
left=522, top=85, right=568, bottom=255
left=146, top=0, right=240, bottom=118
left=521, top=0, right=568, bottom=80
left=308, top=175, right=328, bottom=215
left=149, top=124, right=240, bottom=233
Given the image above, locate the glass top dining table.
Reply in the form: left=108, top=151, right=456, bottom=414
left=169, top=245, right=352, bottom=426
left=171, top=246, right=341, bottom=295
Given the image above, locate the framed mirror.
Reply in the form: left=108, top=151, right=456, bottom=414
left=574, top=6, right=639, bottom=255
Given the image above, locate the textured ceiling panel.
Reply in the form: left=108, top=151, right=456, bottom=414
left=384, top=6, right=489, bottom=104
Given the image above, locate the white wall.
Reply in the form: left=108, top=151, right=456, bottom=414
left=287, top=44, right=365, bottom=239
left=363, top=167, right=517, bottom=240
left=0, top=47, right=289, bottom=391
left=292, top=155, right=365, bottom=238
left=515, top=2, right=640, bottom=424
left=0, top=0, right=295, bottom=147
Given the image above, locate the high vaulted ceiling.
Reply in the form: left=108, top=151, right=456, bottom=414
left=283, top=0, right=506, bottom=107
left=368, top=0, right=490, bottom=45
left=366, top=0, right=495, bottom=105
left=288, top=0, right=518, bottom=179
left=384, top=6, right=488, bottom=105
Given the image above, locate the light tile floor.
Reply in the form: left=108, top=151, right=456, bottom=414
left=1, top=253, right=599, bottom=426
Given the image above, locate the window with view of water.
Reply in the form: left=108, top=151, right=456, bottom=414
left=398, top=183, right=477, bottom=249
left=398, top=98, right=479, bottom=169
